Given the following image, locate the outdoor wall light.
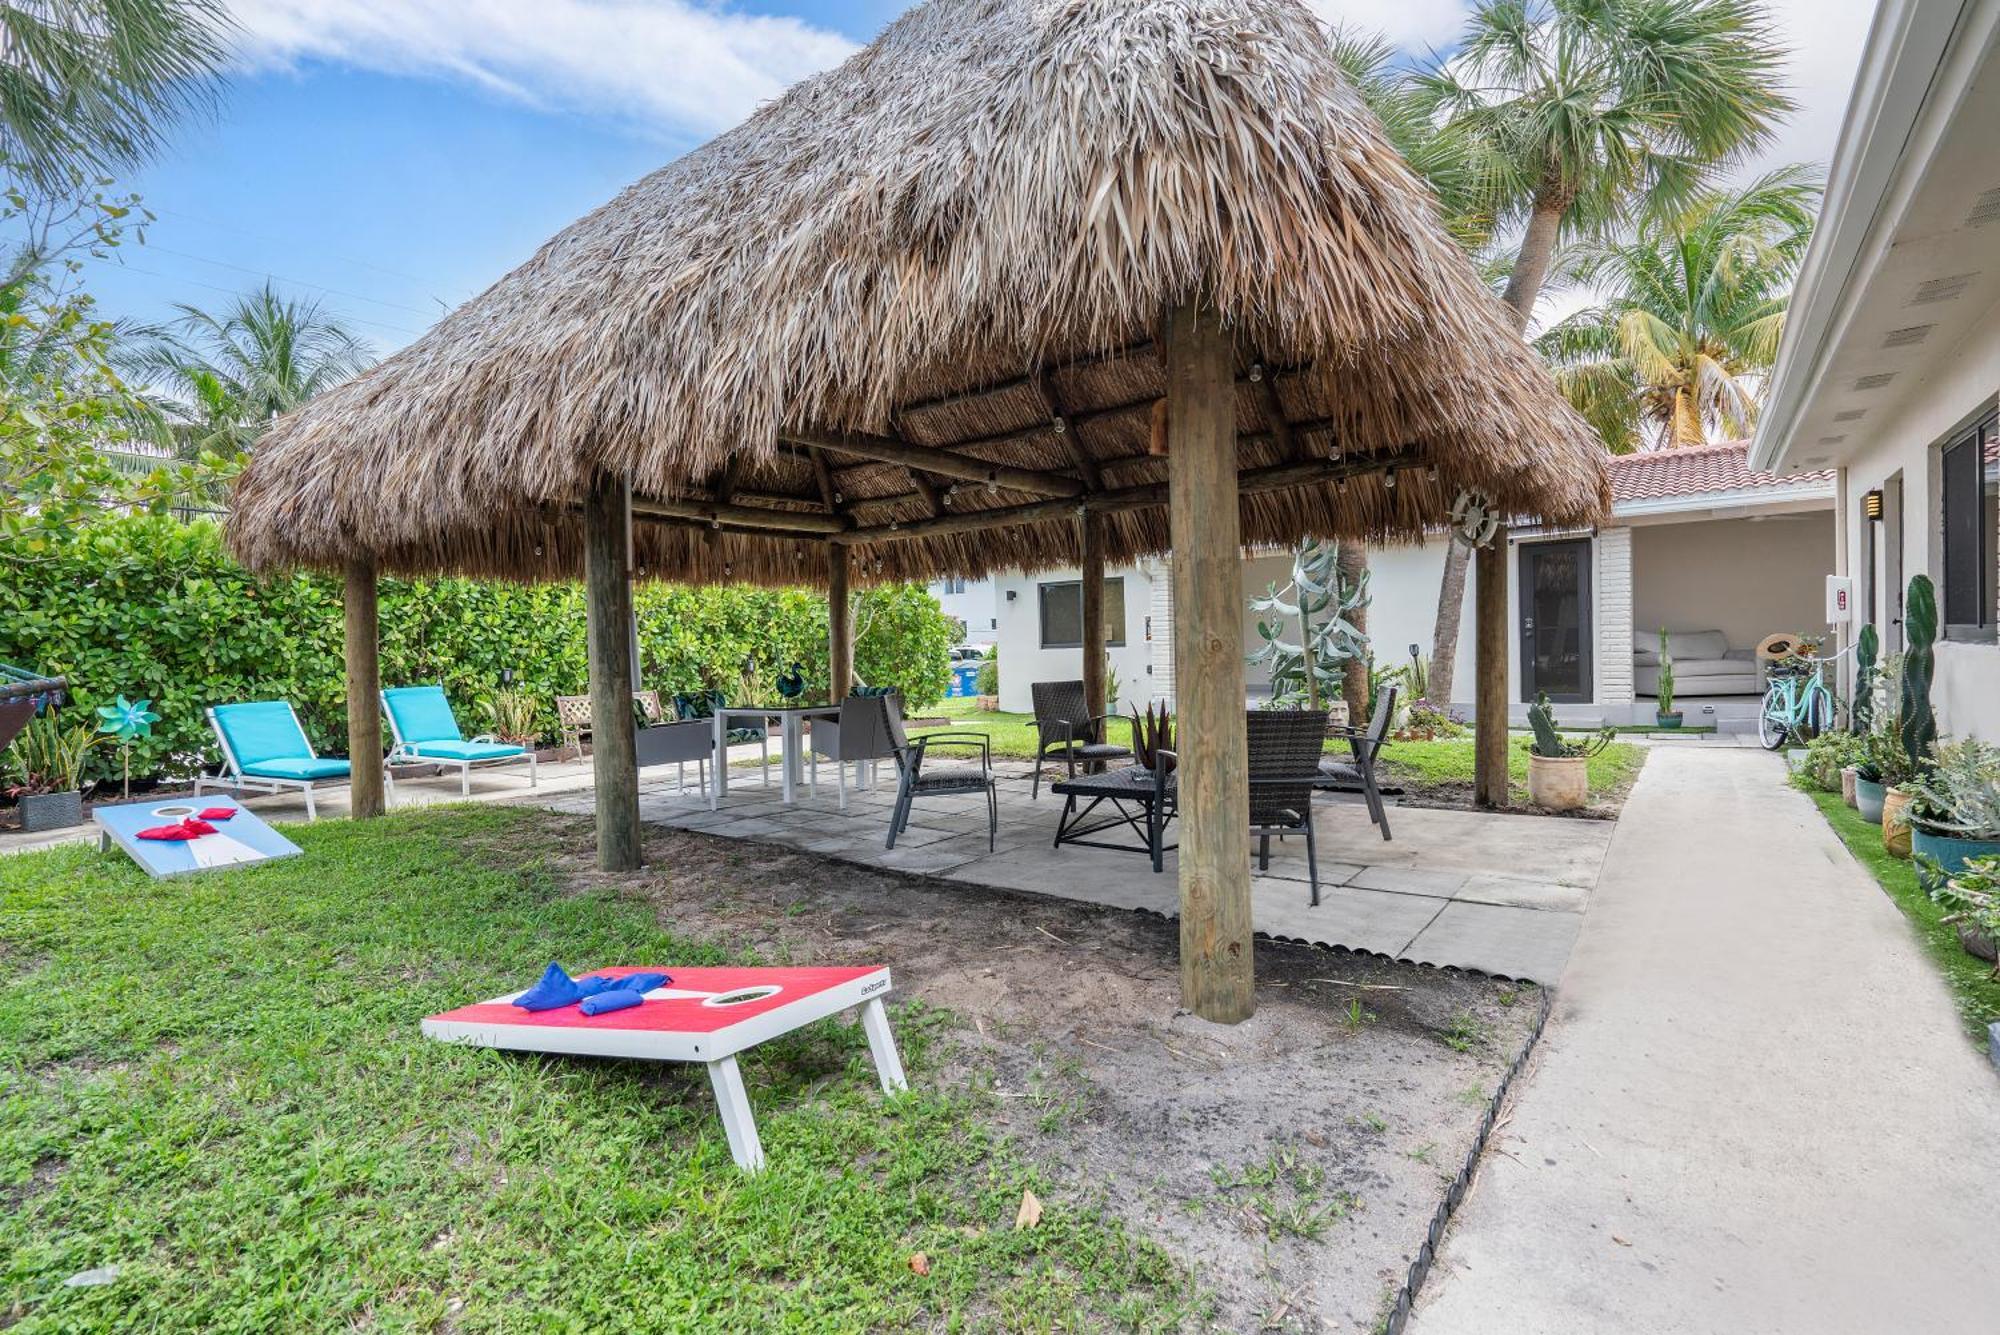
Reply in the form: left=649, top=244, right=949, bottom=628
left=1006, top=589, right=1018, bottom=601
left=1863, top=488, right=1884, bottom=520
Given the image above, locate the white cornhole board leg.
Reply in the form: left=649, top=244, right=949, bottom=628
left=861, top=996, right=907, bottom=1094
left=706, top=1055, right=766, bottom=1172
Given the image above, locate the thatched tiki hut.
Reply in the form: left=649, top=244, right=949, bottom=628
left=229, top=0, right=1608, bottom=1023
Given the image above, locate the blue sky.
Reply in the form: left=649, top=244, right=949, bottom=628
left=78, top=0, right=1869, bottom=356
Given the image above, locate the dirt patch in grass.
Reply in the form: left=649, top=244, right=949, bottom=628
left=553, top=822, right=1540, bottom=1333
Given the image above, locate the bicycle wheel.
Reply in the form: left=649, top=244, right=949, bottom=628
left=1757, top=685, right=1789, bottom=750
left=1801, top=683, right=1834, bottom=740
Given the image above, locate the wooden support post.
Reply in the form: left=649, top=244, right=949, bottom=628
left=584, top=475, right=642, bottom=870
left=1165, top=295, right=1254, bottom=1024
left=343, top=556, right=385, bottom=820
left=1081, top=511, right=1107, bottom=718
left=828, top=546, right=853, bottom=699
left=1473, top=526, right=1509, bottom=808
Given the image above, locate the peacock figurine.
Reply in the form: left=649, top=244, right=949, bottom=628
left=775, top=662, right=806, bottom=700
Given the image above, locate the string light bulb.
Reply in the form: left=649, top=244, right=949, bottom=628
left=1383, top=470, right=1397, bottom=489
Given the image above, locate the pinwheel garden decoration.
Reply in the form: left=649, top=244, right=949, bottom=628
left=97, top=695, right=159, bottom=799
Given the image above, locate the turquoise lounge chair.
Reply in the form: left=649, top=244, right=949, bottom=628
left=195, top=700, right=365, bottom=820
left=382, top=685, right=538, bottom=795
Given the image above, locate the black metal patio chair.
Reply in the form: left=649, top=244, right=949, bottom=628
left=1028, top=679, right=1133, bottom=799
left=1316, top=684, right=1396, bottom=841
left=1248, top=708, right=1330, bottom=904
left=873, top=693, right=999, bottom=852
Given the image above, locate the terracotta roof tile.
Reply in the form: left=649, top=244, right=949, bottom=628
left=1609, top=440, right=1834, bottom=505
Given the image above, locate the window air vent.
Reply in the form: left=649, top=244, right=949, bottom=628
left=1881, top=324, right=1935, bottom=348
left=1911, top=272, right=1978, bottom=305
left=1852, top=372, right=1896, bottom=390
left=1801, top=455, right=1830, bottom=466
left=1832, top=409, right=1867, bottom=423
left=1969, top=187, right=2000, bottom=227
left=1817, top=435, right=1847, bottom=445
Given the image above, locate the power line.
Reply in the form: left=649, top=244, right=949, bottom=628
left=152, top=205, right=472, bottom=298
left=84, top=257, right=429, bottom=339
left=136, top=241, right=448, bottom=318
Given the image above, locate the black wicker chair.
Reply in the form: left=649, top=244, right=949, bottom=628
left=1248, top=708, right=1330, bottom=904
left=1029, top=679, right=1133, bottom=799
left=874, top=693, right=999, bottom=852
left=1316, top=685, right=1396, bottom=841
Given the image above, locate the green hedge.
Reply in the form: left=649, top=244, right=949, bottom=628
left=0, top=515, right=952, bottom=782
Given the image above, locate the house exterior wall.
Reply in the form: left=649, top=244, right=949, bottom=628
left=991, top=562, right=1159, bottom=715
left=1835, top=309, right=2000, bottom=741
left=1629, top=513, right=1835, bottom=655
left=928, top=576, right=1001, bottom=645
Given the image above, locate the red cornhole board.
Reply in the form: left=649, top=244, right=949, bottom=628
left=422, top=965, right=904, bottom=1171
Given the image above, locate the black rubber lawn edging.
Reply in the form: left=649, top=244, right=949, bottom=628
left=1384, top=985, right=1554, bottom=1334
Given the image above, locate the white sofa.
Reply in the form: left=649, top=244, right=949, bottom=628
left=1634, top=629, right=1764, bottom=697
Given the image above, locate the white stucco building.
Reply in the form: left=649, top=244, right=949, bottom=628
left=984, top=443, right=1834, bottom=730
left=1752, top=0, right=1999, bottom=742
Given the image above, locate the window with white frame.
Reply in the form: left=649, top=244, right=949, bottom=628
left=1940, top=411, right=1998, bottom=642
left=1038, top=578, right=1126, bottom=648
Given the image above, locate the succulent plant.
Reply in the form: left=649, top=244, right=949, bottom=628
left=1900, top=574, right=1937, bottom=772
left=1527, top=692, right=1614, bottom=759
left=1852, top=622, right=1877, bottom=734
left=1128, top=702, right=1176, bottom=772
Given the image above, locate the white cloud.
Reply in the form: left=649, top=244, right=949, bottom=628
left=1743, top=0, right=1874, bottom=178
left=227, top=0, right=859, bottom=137
left=1303, top=0, right=1472, bottom=50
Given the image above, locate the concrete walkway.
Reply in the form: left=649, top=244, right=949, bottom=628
left=1412, top=746, right=2000, bottom=1334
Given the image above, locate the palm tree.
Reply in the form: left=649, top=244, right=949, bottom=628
left=125, top=281, right=376, bottom=460
left=1536, top=166, right=1817, bottom=452
left=1412, top=0, right=1794, bottom=707
left=0, top=0, right=232, bottom=192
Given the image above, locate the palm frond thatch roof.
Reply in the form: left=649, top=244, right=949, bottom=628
left=228, top=0, right=1610, bottom=587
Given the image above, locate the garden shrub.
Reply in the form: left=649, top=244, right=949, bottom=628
left=1802, top=731, right=1866, bottom=793
left=1, top=515, right=953, bottom=781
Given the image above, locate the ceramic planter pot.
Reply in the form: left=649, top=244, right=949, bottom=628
left=1910, top=826, right=2000, bottom=879
left=1854, top=777, right=1886, bottom=824
left=17, top=790, right=83, bottom=832
left=1527, top=754, right=1588, bottom=811
left=1881, top=786, right=1915, bottom=859
left=1840, top=766, right=1859, bottom=807
left=1656, top=712, right=1683, bottom=728
left=977, top=696, right=1000, bottom=712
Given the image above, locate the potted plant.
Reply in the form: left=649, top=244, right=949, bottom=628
left=1880, top=575, right=1940, bottom=857
left=1851, top=728, right=1910, bottom=825
left=1129, top=702, right=1176, bottom=773
left=483, top=688, right=543, bottom=748
left=1525, top=693, right=1614, bottom=811
left=4, top=709, right=101, bottom=831
left=1900, top=738, right=2000, bottom=878
left=1922, top=853, right=2000, bottom=968
left=1654, top=628, right=1681, bottom=728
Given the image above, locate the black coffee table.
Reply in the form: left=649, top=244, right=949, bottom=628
left=1049, top=765, right=1177, bottom=872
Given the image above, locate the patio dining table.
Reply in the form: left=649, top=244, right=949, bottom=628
left=711, top=704, right=841, bottom=809
left=1050, top=765, right=1178, bottom=873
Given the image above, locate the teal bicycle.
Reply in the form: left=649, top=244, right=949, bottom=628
left=1757, top=641, right=1842, bottom=750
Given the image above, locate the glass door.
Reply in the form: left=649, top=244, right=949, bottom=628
left=1518, top=539, right=1593, bottom=702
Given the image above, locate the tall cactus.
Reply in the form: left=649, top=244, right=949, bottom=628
left=1899, top=574, right=1937, bottom=769
left=1852, top=622, right=1878, bottom=734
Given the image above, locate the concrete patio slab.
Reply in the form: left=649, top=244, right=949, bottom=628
left=1402, top=899, right=1582, bottom=981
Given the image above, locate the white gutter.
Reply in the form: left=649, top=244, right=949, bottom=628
left=1611, top=481, right=1836, bottom=520
left=1751, top=0, right=1978, bottom=474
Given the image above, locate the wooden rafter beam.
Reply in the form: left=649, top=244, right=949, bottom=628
left=1248, top=360, right=1307, bottom=463
left=830, top=450, right=1416, bottom=547
left=1035, top=366, right=1101, bottom=490
left=781, top=428, right=1084, bottom=498
left=629, top=493, right=847, bottom=535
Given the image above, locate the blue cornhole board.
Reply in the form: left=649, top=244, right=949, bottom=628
left=94, top=796, right=301, bottom=879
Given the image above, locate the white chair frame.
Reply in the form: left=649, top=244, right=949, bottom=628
left=193, top=702, right=382, bottom=821
left=382, top=692, right=538, bottom=797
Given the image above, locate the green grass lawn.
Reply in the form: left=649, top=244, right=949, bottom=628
left=1796, top=784, right=2000, bottom=1045
left=0, top=807, right=1193, bottom=1331
left=918, top=701, right=1646, bottom=807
